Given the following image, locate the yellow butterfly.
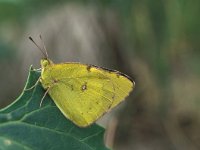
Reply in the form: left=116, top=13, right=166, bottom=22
left=29, top=36, right=135, bottom=127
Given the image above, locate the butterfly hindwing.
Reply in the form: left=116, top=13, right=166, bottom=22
left=41, top=62, right=134, bottom=127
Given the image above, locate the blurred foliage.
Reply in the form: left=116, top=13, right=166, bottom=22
left=0, top=0, right=200, bottom=150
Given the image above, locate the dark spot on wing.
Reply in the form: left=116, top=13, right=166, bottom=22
left=81, top=82, right=87, bottom=91
left=116, top=71, right=134, bottom=83
left=53, top=78, right=58, bottom=83
left=71, top=85, right=74, bottom=91
left=112, top=95, right=115, bottom=99
left=86, top=65, right=92, bottom=72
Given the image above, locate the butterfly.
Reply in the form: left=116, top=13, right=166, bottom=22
left=29, top=36, right=135, bottom=127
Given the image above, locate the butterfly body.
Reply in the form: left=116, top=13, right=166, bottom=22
left=40, top=58, right=134, bottom=127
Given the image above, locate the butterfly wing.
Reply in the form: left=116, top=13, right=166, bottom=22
left=41, top=63, right=134, bottom=127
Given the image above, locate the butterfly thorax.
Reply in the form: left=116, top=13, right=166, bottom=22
left=40, top=58, right=55, bottom=89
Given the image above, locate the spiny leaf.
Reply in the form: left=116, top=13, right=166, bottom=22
left=0, top=67, right=110, bottom=150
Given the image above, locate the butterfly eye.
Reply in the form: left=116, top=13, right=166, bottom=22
left=41, top=59, right=51, bottom=68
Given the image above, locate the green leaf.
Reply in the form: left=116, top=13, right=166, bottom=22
left=0, top=67, right=110, bottom=150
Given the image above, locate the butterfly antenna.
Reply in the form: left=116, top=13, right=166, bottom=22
left=29, top=36, right=47, bottom=58
left=39, top=35, right=49, bottom=59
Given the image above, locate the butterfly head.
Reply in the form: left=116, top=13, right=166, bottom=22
left=41, top=58, right=53, bottom=68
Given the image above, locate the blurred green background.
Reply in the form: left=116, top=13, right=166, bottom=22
left=1, top=0, right=200, bottom=149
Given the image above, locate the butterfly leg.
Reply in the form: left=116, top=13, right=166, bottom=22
left=34, top=68, right=42, bottom=71
left=40, top=87, right=51, bottom=107
left=24, top=77, right=41, bottom=91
